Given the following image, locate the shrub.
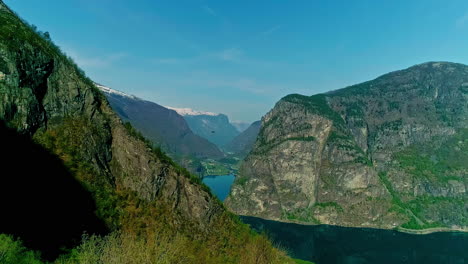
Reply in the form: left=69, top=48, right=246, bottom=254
left=0, top=234, right=44, bottom=264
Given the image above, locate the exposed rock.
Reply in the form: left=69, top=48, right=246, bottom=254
left=226, top=62, right=468, bottom=229
left=0, top=0, right=223, bottom=233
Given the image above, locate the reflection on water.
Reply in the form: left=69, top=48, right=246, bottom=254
left=241, top=216, right=468, bottom=264
left=202, top=174, right=235, bottom=201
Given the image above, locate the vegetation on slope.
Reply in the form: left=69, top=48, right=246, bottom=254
left=0, top=1, right=293, bottom=263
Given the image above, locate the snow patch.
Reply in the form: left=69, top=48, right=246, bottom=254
left=95, top=83, right=138, bottom=100
left=165, top=106, right=219, bottom=116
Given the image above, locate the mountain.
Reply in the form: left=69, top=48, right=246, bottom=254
left=231, top=121, right=251, bottom=133
left=98, top=84, right=224, bottom=160
left=167, top=107, right=240, bottom=148
left=226, top=62, right=468, bottom=231
left=0, top=2, right=291, bottom=263
left=225, top=120, right=261, bottom=156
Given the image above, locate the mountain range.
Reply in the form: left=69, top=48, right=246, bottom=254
left=168, top=106, right=240, bottom=148
left=0, top=1, right=291, bottom=263
left=225, top=120, right=261, bottom=157
left=226, top=62, right=467, bottom=231
left=99, top=84, right=224, bottom=159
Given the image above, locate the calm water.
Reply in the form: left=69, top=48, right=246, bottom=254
left=204, top=176, right=468, bottom=263
left=202, top=174, right=235, bottom=201
left=241, top=216, right=468, bottom=264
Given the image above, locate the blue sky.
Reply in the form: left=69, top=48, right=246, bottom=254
left=5, top=0, right=468, bottom=123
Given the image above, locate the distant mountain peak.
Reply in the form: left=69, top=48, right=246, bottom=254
left=95, top=83, right=138, bottom=100
left=165, top=106, right=219, bottom=117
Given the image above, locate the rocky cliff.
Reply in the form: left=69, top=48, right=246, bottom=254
left=181, top=112, right=240, bottom=148
left=226, top=62, right=467, bottom=230
left=0, top=2, right=290, bottom=262
left=0, top=0, right=221, bottom=234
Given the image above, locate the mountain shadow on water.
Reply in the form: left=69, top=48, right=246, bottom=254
left=0, top=121, right=108, bottom=260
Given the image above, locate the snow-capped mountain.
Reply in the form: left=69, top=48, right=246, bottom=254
left=95, top=83, right=138, bottom=100
left=96, top=84, right=223, bottom=161
left=165, top=106, right=219, bottom=117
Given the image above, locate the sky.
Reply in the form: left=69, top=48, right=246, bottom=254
left=5, top=0, right=468, bottom=123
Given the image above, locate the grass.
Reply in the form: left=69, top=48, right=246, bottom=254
left=283, top=209, right=321, bottom=224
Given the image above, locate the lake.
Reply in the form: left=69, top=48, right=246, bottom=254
left=241, top=216, right=468, bottom=264
left=203, top=175, right=467, bottom=264
left=202, top=174, right=235, bottom=201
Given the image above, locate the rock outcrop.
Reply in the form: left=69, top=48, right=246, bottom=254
left=226, top=62, right=468, bottom=229
left=0, top=0, right=223, bottom=230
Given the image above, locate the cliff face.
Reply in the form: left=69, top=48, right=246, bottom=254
left=0, top=0, right=223, bottom=228
left=226, top=62, right=468, bottom=229
left=0, top=2, right=294, bottom=262
left=183, top=114, right=240, bottom=147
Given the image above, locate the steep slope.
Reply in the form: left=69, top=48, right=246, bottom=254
left=225, top=120, right=261, bottom=157
left=226, top=62, right=468, bottom=230
left=99, top=84, right=224, bottom=159
left=232, top=121, right=251, bottom=133
left=0, top=2, right=291, bottom=263
left=168, top=107, right=240, bottom=147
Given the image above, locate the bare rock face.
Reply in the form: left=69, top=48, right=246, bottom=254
left=226, top=62, right=468, bottom=229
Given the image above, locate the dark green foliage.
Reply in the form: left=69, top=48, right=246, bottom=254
left=287, top=136, right=316, bottom=142
left=394, top=129, right=468, bottom=183
left=282, top=94, right=345, bottom=127
left=282, top=209, right=321, bottom=224
left=236, top=176, right=249, bottom=186
left=0, top=234, right=44, bottom=264
left=327, top=130, right=352, bottom=142
left=378, top=172, right=406, bottom=210
left=379, top=119, right=403, bottom=131
left=345, top=101, right=365, bottom=117
left=218, top=157, right=239, bottom=165
left=314, top=202, right=344, bottom=212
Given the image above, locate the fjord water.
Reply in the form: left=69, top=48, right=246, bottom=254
left=202, top=174, right=235, bottom=201
left=241, top=216, right=468, bottom=264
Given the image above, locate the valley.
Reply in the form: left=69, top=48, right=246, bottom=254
left=0, top=1, right=467, bottom=263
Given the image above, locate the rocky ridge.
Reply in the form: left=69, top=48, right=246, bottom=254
left=226, top=62, right=468, bottom=230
